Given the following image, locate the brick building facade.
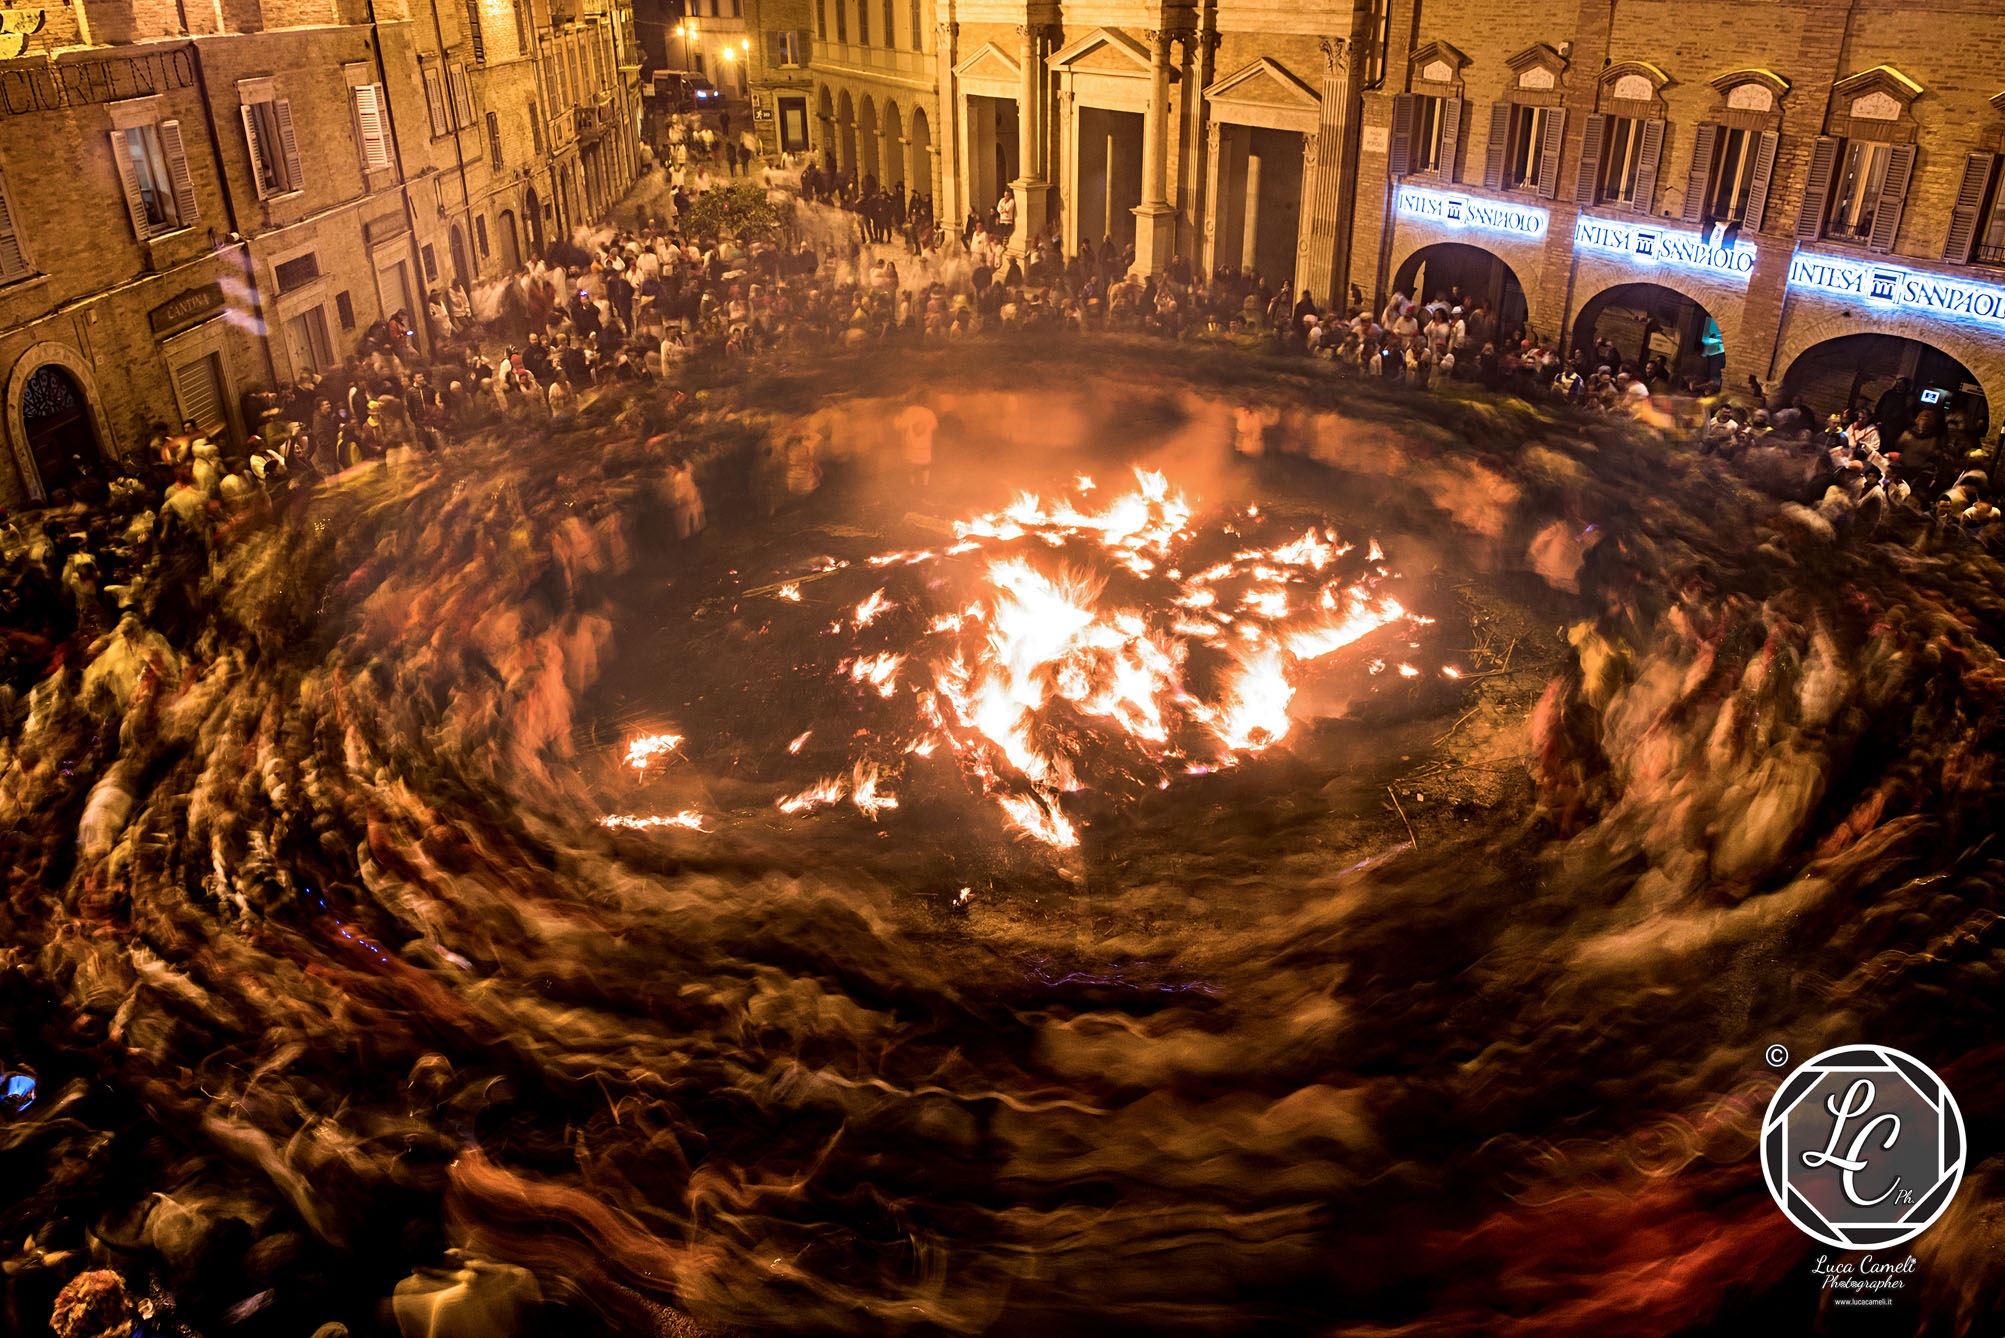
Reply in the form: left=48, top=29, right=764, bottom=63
left=0, top=0, right=641, bottom=506
left=769, top=0, right=2005, bottom=430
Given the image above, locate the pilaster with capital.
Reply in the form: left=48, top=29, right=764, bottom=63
left=1297, top=33, right=1359, bottom=302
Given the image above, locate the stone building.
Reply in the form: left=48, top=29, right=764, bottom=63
left=776, top=0, right=2005, bottom=429
left=807, top=0, right=946, bottom=210
left=0, top=0, right=641, bottom=506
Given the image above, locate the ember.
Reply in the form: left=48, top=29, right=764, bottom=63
left=778, top=470, right=1418, bottom=846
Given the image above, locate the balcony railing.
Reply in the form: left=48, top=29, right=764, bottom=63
left=1976, top=243, right=2005, bottom=268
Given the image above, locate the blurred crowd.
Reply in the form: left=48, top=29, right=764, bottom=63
left=8, top=134, right=2005, bottom=1338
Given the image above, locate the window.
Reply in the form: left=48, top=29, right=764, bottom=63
left=475, top=213, right=489, bottom=257
left=285, top=307, right=334, bottom=373
left=421, top=243, right=438, bottom=282
left=780, top=30, right=804, bottom=65
left=1979, top=179, right=2005, bottom=266
left=1825, top=140, right=1891, bottom=243
left=1596, top=115, right=1643, bottom=204
left=0, top=169, right=29, bottom=281
left=465, top=0, right=485, bottom=61
left=856, top=0, right=869, bottom=44
left=1680, top=122, right=1776, bottom=233
left=816, top=0, right=826, bottom=41
left=423, top=65, right=451, bottom=138
left=448, top=65, right=474, bottom=130
left=1389, top=93, right=1460, bottom=178
left=529, top=99, right=542, bottom=154
left=1505, top=104, right=1551, bottom=190
left=835, top=0, right=846, bottom=43
left=274, top=252, right=320, bottom=291
left=1411, top=95, right=1443, bottom=173
left=353, top=84, right=392, bottom=172
left=882, top=0, right=894, bottom=47
left=730, top=0, right=741, bottom=15
left=1576, top=113, right=1667, bottom=213
left=110, top=120, right=199, bottom=238
left=241, top=97, right=303, bottom=197
left=1946, top=154, right=2005, bottom=267
left=1707, top=128, right=1761, bottom=225
left=513, top=0, right=529, bottom=54
left=911, top=0, right=921, bottom=49
left=486, top=110, right=503, bottom=169
left=335, top=289, right=355, bottom=329
left=1796, top=135, right=1914, bottom=251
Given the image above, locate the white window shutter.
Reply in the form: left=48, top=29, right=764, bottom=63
left=109, top=129, right=153, bottom=237
left=424, top=67, right=449, bottom=138
left=275, top=99, right=304, bottom=187
left=240, top=105, right=273, bottom=198
left=354, top=84, right=391, bottom=172
left=0, top=172, right=30, bottom=281
left=158, top=120, right=200, bottom=227
left=174, top=356, right=225, bottom=436
left=449, top=67, right=473, bottom=130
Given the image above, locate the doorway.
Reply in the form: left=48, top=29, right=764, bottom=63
left=497, top=210, right=522, bottom=271
left=524, top=188, right=545, bottom=256
left=1075, top=105, right=1144, bottom=251
left=1209, top=125, right=1305, bottom=287
left=964, top=94, right=1020, bottom=217
left=376, top=257, right=415, bottom=331
left=20, top=363, right=104, bottom=499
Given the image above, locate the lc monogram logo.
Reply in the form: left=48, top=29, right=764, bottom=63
left=1762, top=1045, right=1965, bottom=1250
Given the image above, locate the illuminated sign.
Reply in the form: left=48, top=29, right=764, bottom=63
left=1573, top=217, right=1757, bottom=282
left=1788, top=252, right=2005, bottom=332
left=1396, top=185, right=1547, bottom=240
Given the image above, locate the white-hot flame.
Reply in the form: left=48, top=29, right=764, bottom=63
left=624, top=733, right=683, bottom=770
left=768, top=469, right=1417, bottom=850
left=599, top=810, right=708, bottom=831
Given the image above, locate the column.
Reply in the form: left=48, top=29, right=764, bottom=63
left=1008, top=22, right=1050, bottom=257
left=1241, top=152, right=1262, bottom=273
left=937, top=23, right=963, bottom=225
left=1130, top=27, right=1177, bottom=276
left=1202, top=121, right=1223, bottom=275
left=1299, top=35, right=1354, bottom=306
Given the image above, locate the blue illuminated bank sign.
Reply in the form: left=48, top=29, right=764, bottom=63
left=1789, top=252, right=2005, bottom=332
left=1573, top=217, right=1757, bottom=283
left=1396, top=185, right=1547, bottom=239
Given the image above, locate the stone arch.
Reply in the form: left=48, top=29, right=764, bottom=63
left=909, top=106, right=933, bottom=200
left=1388, top=237, right=1542, bottom=339
left=881, top=99, right=904, bottom=192
left=1775, top=310, right=2003, bottom=429
left=836, top=87, right=857, bottom=175
left=5, top=341, right=118, bottom=504
left=1568, top=279, right=1729, bottom=383
left=817, top=83, right=835, bottom=158
left=857, top=93, right=881, bottom=183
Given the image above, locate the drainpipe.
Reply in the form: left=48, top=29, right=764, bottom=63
left=416, top=0, right=480, bottom=285
left=185, top=38, right=276, bottom=409
left=362, top=0, right=435, bottom=351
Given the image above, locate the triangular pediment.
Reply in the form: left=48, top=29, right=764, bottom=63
left=1831, top=64, right=1923, bottom=105
left=1205, top=58, right=1319, bottom=111
left=1048, top=26, right=1153, bottom=75
left=954, top=40, right=1020, bottom=83
left=1407, top=39, right=1469, bottom=86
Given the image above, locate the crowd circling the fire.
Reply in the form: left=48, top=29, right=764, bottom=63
left=2, top=133, right=2001, bottom=709
left=3, top=124, right=2005, bottom=1338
